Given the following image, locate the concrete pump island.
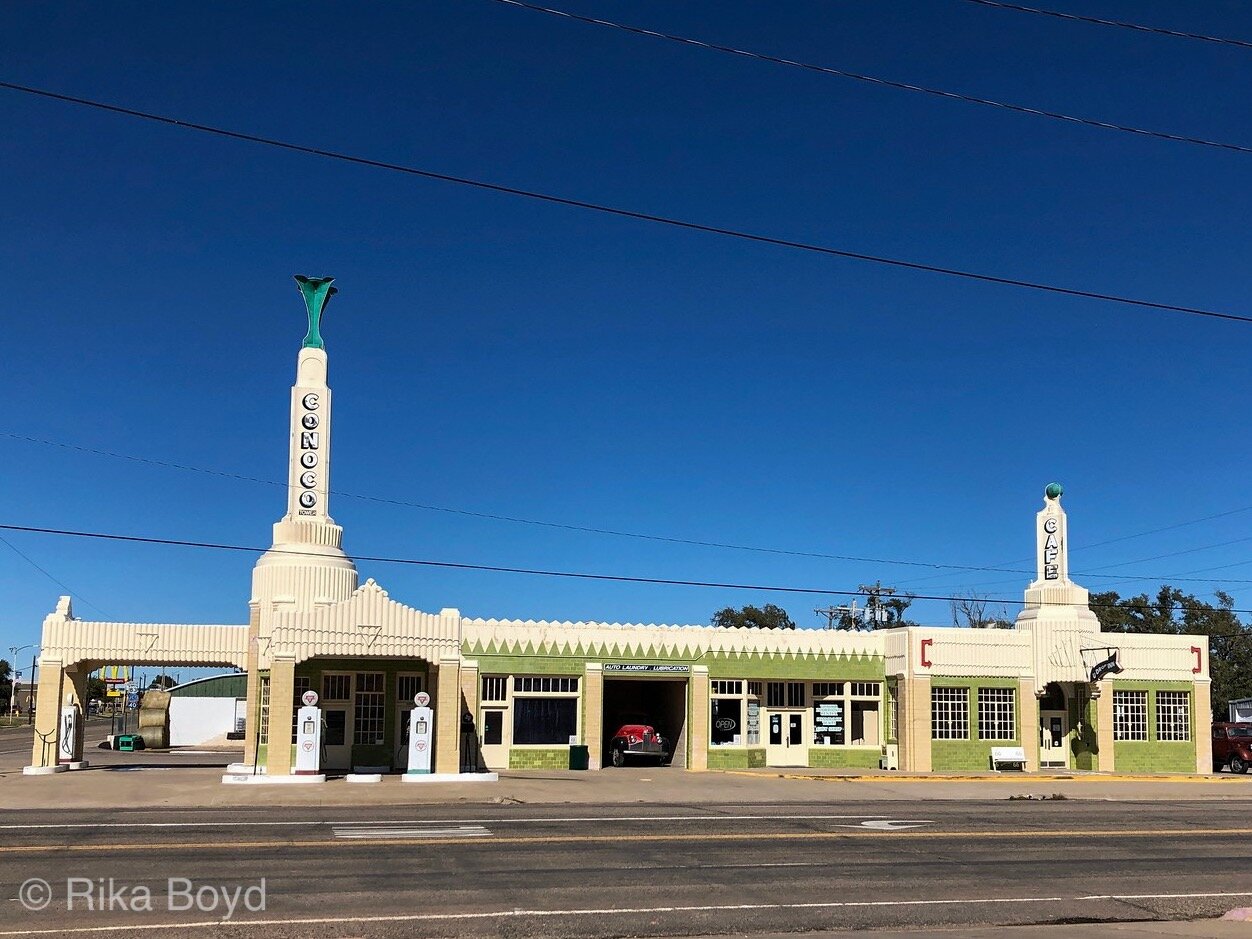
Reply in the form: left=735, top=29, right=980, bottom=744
left=23, top=278, right=1213, bottom=783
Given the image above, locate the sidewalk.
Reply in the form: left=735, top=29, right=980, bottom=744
left=724, top=766, right=1247, bottom=784
left=2, top=761, right=1252, bottom=810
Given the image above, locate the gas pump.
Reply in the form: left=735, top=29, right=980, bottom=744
left=294, top=689, right=322, bottom=775
left=406, top=692, right=433, bottom=775
left=58, top=694, right=82, bottom=767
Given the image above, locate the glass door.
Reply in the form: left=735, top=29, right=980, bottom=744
left=1039, top=709, right=1069, bottom=768
left=765, top=710, right=808, bottom=766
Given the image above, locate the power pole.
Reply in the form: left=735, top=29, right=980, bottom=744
left=815, top=600, right=860, bottom=630
left=858, top=581, right=898, bottom=628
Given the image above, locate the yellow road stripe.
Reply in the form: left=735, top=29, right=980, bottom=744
left=0, top=827, right=1246, bottom=853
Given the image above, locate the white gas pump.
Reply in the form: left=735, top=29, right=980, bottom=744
left=294, top=689, right=322, bottom=775
left=58, top=695, right=80, bottom=766
left=406, top=692, right=433, bottom=775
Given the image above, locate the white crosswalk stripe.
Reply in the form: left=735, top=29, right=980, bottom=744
left=331, top=824, right=491, bottom=840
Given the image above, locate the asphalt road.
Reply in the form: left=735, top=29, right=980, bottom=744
left=0, top=800, right=1249, bottom=938
left=0, top=719, right=242, bottom=771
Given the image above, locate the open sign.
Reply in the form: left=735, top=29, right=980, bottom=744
left=714, top=718, right=737, bottom=732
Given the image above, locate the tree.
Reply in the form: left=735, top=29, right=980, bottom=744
left=712, top=604, right=796, bottom=630
left=860, top=583, right=917, bottom=629
left=86, top=676, right=106, bottom=702
left=950, top=590, right=1014, bottom=629
left=148, top=674, right=178, bottom=690
left=0, top=659, right=10, bottom=714
left=1090, top=586, right=1252, bottom=721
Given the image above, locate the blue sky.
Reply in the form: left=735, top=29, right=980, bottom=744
left=3, top=1, right=1252, bottom=656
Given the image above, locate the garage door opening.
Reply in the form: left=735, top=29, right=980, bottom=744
left=602, top=678, right=687, bottom=769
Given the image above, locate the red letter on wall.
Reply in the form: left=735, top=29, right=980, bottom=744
left=920, top=638, right=933, bottom=668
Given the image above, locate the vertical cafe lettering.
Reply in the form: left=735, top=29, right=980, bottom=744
left=1043, top=517, right=1059, bottom=580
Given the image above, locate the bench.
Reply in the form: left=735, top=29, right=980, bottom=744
left=990, top=746, right=1027, bottom=772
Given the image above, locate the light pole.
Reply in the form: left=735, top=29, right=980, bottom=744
left=7, top=645, right=37, bottom=725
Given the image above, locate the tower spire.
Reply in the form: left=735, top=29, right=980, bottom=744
left=250, top=276, right=358, bottom=614
left=286, top=276, right=337, bottom=524
left=1035, top=482, right=1069, bottom=584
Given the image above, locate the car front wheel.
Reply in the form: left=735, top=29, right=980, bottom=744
left=611, top=747, right=625, bottom=767
left=1231, top=756, right=1249, bottom=774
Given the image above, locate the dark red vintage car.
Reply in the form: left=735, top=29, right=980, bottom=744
left=1212, top=723, right=1252, bottom=774
left=608, top=723, right=669, bottom=767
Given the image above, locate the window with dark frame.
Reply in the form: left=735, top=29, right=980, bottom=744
left=353, top=672, right=385, bottom=745
left=397, top=674, right=423, bottom=703
left=322, top=673, right=351, bottom=701
left=711, top=697, right=742, bottom=746
left=512, top=698, right=577, bottom=745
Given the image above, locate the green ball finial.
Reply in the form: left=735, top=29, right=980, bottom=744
left=1045, top=482, right=1064, bottom=500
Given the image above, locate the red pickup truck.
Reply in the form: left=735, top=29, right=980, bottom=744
left=1212, top=723, right=1252, bottom=774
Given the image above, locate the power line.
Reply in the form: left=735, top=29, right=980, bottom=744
left=8, top=430, right=1252, bottom=586
left=2, top=80, right=1250, bottom=326
left=488, top=0, right=1252, bottom=155
left=0, top=431, right=1028, bottom=573
left=0, top=534, right=108, bottom=617
left=891, top=503, right=1252, bottom=590
left=961, top=0, right=1252, bottom=50
left=1079, top=535, right=1252, bottom=573
left=5, top=520, right=1252, bottom=616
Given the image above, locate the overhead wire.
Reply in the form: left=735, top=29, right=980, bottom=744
left=0, top=432, right=1032, bottom=574
left=1, top=80, right=1250, bottom=326
left=6, top=520, right=1252, bottom=616
left=488, top=0, right=1252, bottom=155
left=890, top=504, right=1252, bottom=590
left=960, top=0, right=1252, bottom=50
left=0, top=534, right=109, bottom=617
left=7, top=431, right=1252, bottom=586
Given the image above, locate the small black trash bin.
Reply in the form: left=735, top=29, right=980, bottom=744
left=568, top=744, right=589, bottom=770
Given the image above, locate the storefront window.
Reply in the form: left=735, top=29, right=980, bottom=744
left=746, top=699, right=760, bottom=745
left=711, top=697, right=742, bottom=746
left=813, top=699, right=844, bottom=745
left=931, top=687, right=970, bottom=740
left=1156, top=691, right=1191, bottom=742
left=812, top=681, right=880, bottom=746
left=1113, top=690, right=1147, bottom=741
left=513, top=698, right=576, bottom=744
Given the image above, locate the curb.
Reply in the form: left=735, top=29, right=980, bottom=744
left=717, top=770, right=1243, bottom=784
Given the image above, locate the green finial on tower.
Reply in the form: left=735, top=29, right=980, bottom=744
left=294, top=275, right=337, bottom=350
left=1045, top=482, right=1064, bottom=500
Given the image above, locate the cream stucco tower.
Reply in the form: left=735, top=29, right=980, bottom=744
left=243, top=276, right=359, bottom=769
left=1014, top=483, right=1101, bottom=676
